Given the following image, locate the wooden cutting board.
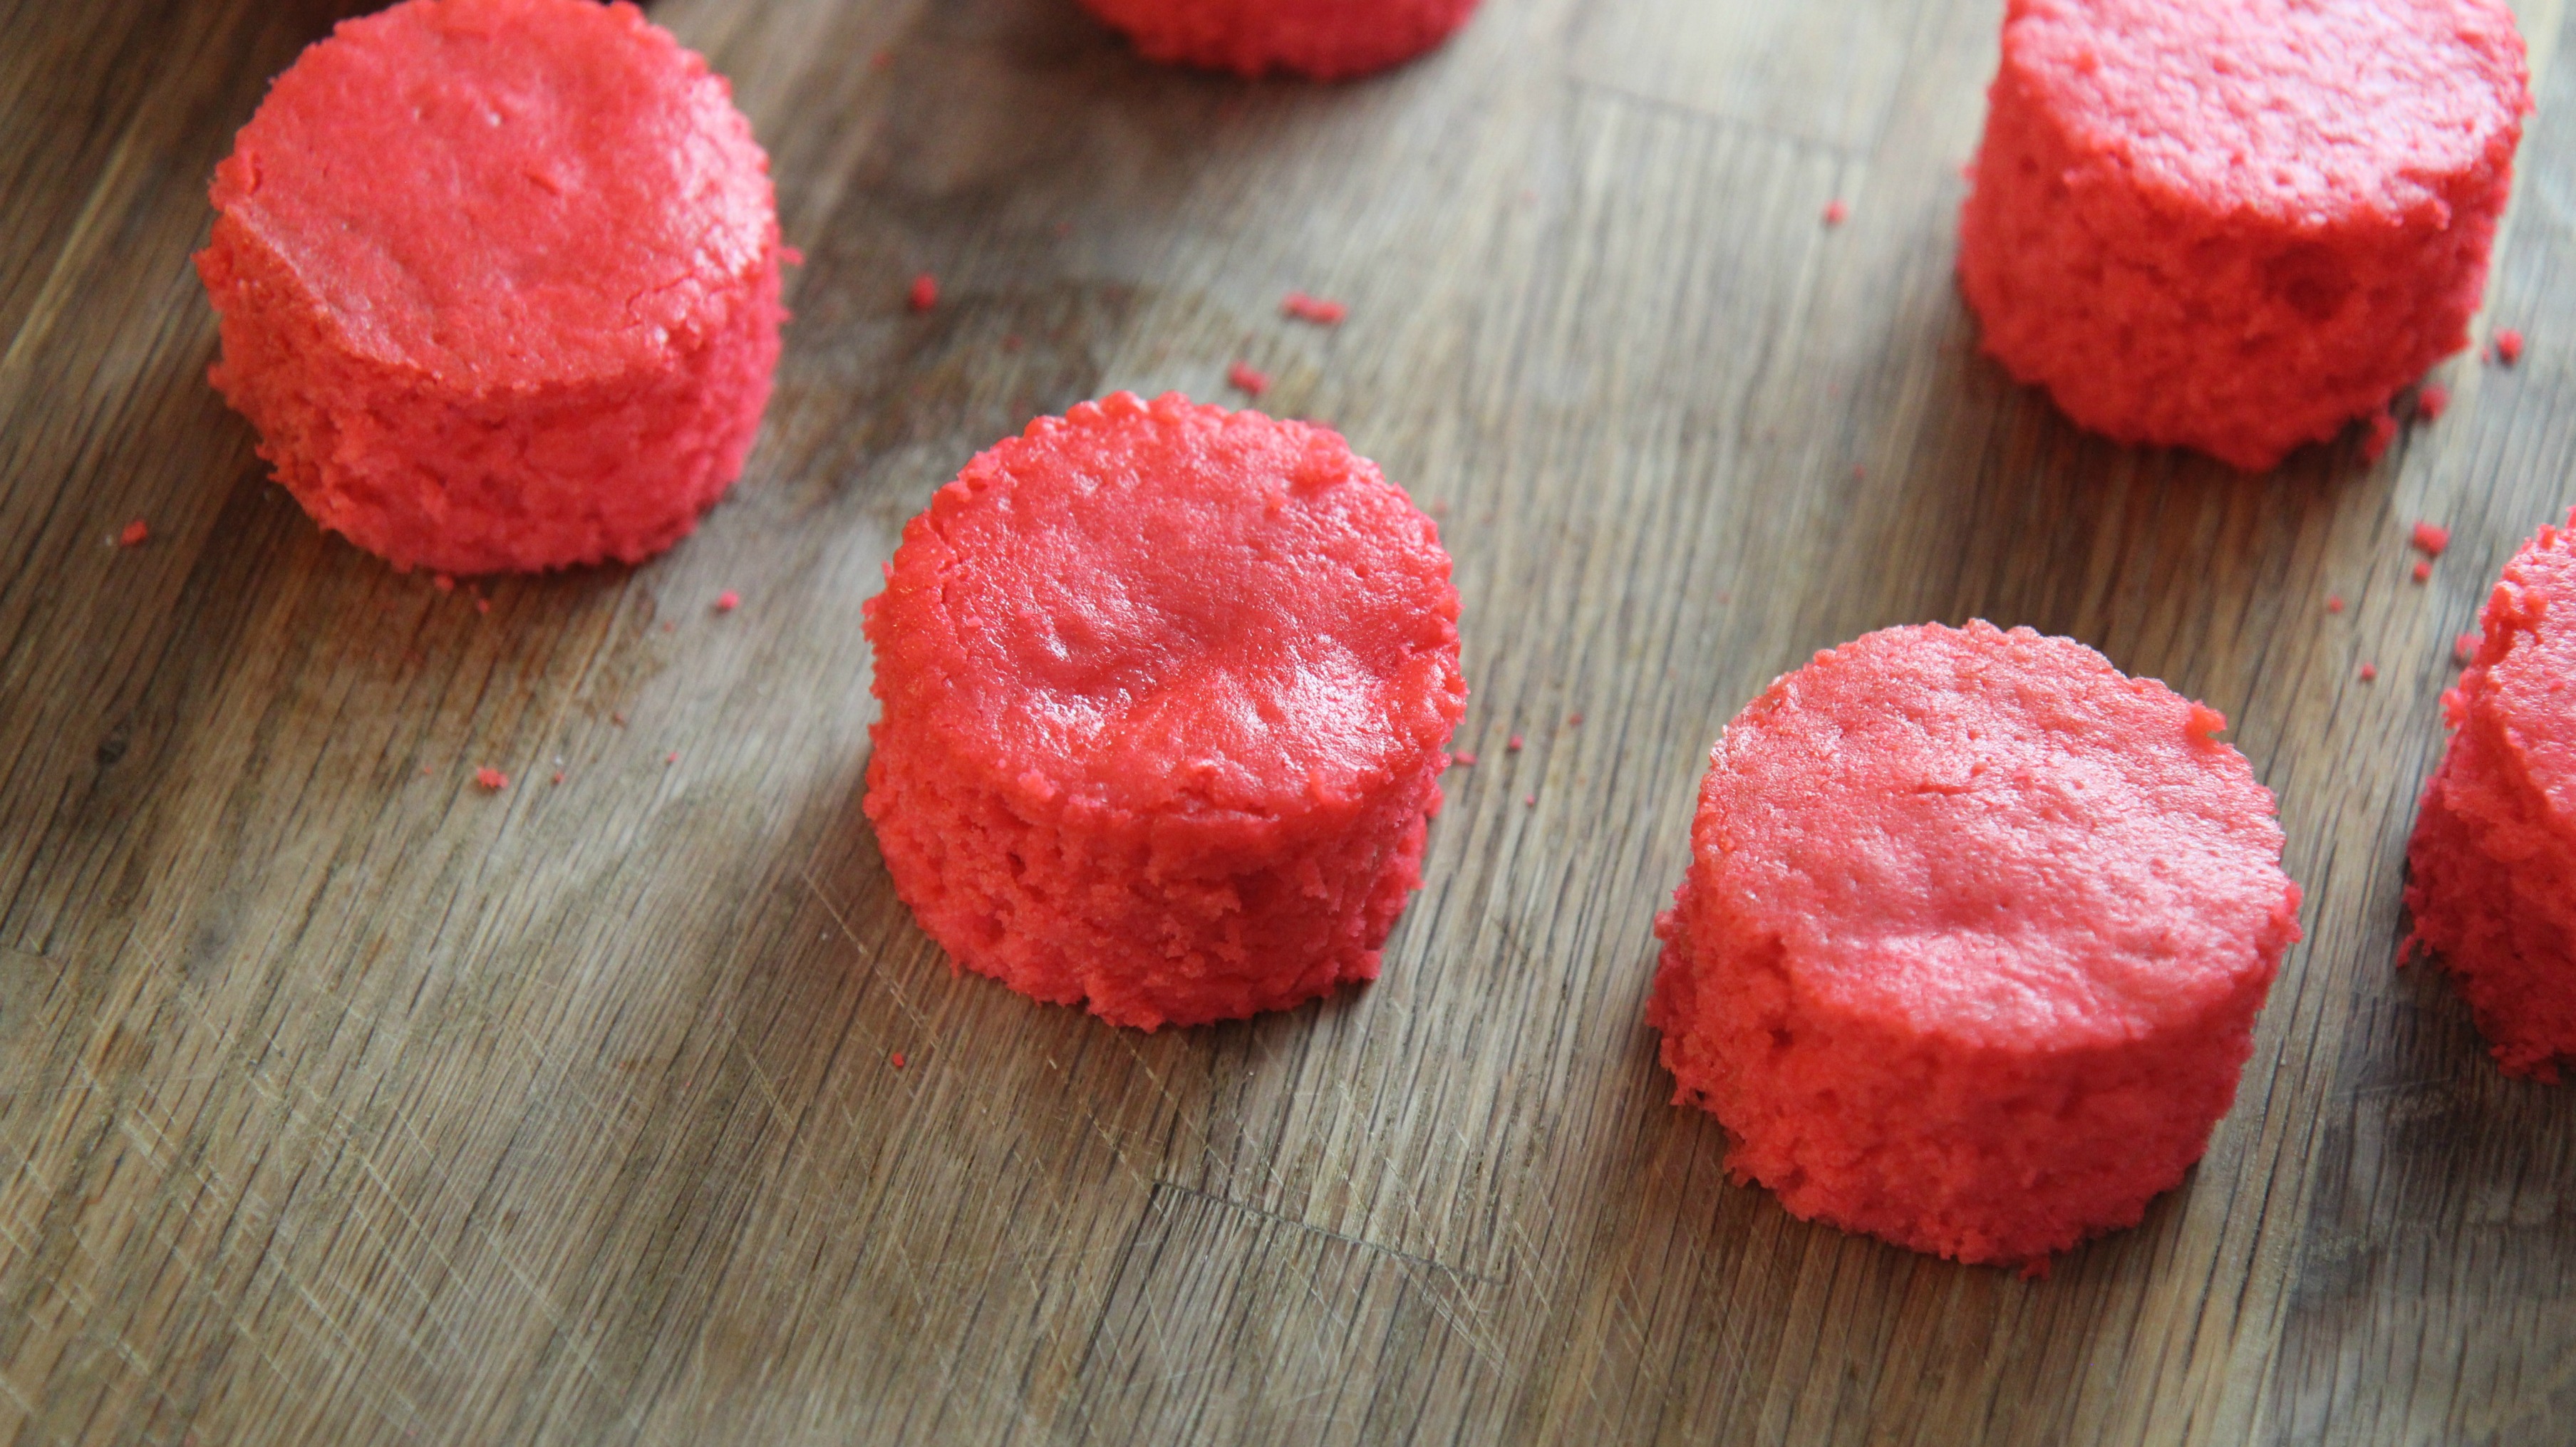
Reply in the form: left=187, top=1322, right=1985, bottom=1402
left=4, top=0, right=2572, bottom=1441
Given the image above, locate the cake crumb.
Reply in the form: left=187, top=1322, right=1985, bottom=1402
left=2495, top=328, right=2524, bottom=365
left=117, top=518, right=149, bottom=547
left=2327, top=593, right=2345, bottom=613
left=1453, top=751, right=1478, bottom=767
left=2186, top=703, right=2228, bottom=742
left=1524, top=794, right=1536, bottom=807
left=2360, top=663, right=2379, bottom=683
left=476, top=596, right=491, bottom=614
left=2362, top=408, right=2399, bottom=462
left=552, top=770, right=567, bottom=784
left=1507, top=733, right=1524, bottom=751
left=474, top=767, right=508, bottom=791
left=1823, top=199, right=1848, bottom=226
left=1227, top=361, right=1271, bottom=396
left=1282, top=292, right=1347, bottom=325
left=2417, top=383, right=2451, bottom=422
left=908, top=273, right=938, bottom=312
left=611, top=712, right=629, bottom=727
left=2456, top=631, right=2481, bottom=664
left=666, top=750, right=680, bottom=764
left=715, top=589, right=740, bottom=613
left=2411, top=522, right=2451, bottom=557
left=2413, top=561, right=2433, bottom=584
left=1568, top=712, right=1585, bottom=727
left=434, top=574, right=455, bottom=592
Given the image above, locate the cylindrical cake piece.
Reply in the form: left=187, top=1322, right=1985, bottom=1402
left=1650, top=623, right=2304, bottom=1267
left=1078, top=0, right=1481, bottom=80
left=863, top=392, right=1466, bottom=1030
left=195, top=0, right=785, bottom=575
left=1958, top=0, right=2530, bottom=471
left=2407, top=512, right=2576, bottom=1080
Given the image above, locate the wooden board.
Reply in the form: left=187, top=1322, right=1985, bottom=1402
left=4, top=0, right=2575, bottom=1441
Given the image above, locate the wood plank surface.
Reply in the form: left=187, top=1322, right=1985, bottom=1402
left=4, top=0, right=2575, bottom=1441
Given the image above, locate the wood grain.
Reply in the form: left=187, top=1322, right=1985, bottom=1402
left=4, top=0, right=2575, bottom=1441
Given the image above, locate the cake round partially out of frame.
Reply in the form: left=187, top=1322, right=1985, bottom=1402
left=1959, top=0, right=2530, bottom=471
left=197, top=0, right=787, bottom=575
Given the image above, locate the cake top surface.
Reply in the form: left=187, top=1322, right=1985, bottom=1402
left=210, top=0, right=776, bottom=388
left=868, top=392, right=1465, bottom=818
left=2003, top=0, right=2529, bottom=223
left=2475, top=512, right=2576, bottom=820
left=1697, top=621, right=2300, bottom=1048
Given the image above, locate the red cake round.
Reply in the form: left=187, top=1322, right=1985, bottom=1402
left=195, top=0, right=785, bottom=575
left=1958, top=0, right=2529, bottom=472
left=862, top=392, right=1466, bottom=1030
left=1078, top=0, right=1480, bottom=80
left=2407, top=511, right=2576, bottom=1079
left=1650, top=623, right=2304, bottom=1267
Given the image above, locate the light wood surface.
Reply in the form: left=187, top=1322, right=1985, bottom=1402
left=6, top=0, right=2575, bottom=1441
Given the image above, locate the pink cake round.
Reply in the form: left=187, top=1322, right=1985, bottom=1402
left=863, top=393, right=1466, bottom=1030
left=1959, top=0, right=2530, bottom=471
left=2407, top=511, right=2576, bottom=1079
left=1078, top=0, right=1481, bottom=80
left=195, top=0, right=785, bottom=574
left=1650, top=623, right=2304, bottom=1267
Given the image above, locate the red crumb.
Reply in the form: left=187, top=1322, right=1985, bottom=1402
left=909, top=273, right=938, bottom=312
left=1524, top=794, right=1536, bottom=806
left=1282, top=292, right=1348, bottom=325
left=891, top=1051, right=906, bottom=1069
left=2456, top=631, right=2482, bottom=664
left=1568, top=713, right=1585, bottom=727
left=2362, top=409, right=2399, bottom=462
left=1453, top=752, right=1479, bottom=767
left=474, top=767, right=508, bottom=791
left=869, top=48, right=891, bottom=71
left=118, top=518, right=149, bottom=547
left=611, top=712, right=629, bottom=727
left=552, top=770, right=567, bottom=784
left=2327, top=594, right=2346, bottom=613
left=715, top=589, right=741, bottom=612
left=2414, top=561, right=2433, bottom=584
left=2187, top=703, right=2228, bottom=742
left=2361, top=663, right=2380, bottom=682
left=1823, top=199, right=1849, bottom=226
left=2419, top=384, right=2451, bottom=422
left=2412, top=522, right=2452, bottom=556
left=475, top=596, right=491, bottom=614
left=1227, top=361, right=1271, bottom=396
left=1507, top=734, right=1524, bottom=751
left=660, top=621, right=676, bottom=633
left=666, top=750, right=680, bottom=764
left=2496, top=329, right=2525, bottom=365
left=435, top=574, right=455, bottom=592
